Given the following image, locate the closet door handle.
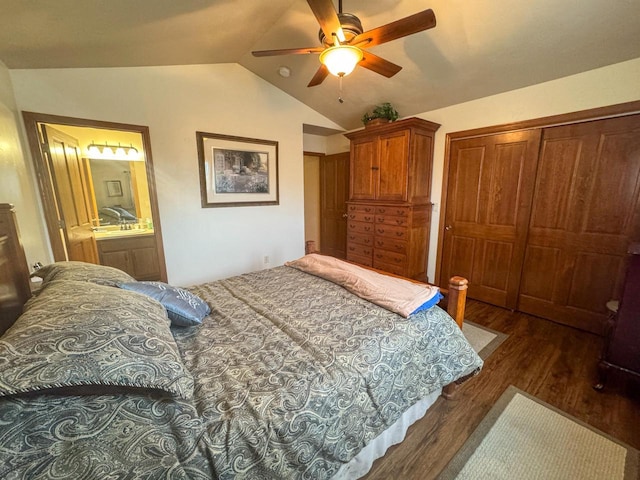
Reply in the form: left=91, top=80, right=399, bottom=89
left=445, top=225, right=453, bottom=231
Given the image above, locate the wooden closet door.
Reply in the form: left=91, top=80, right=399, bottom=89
left=440, top=130, right=542, bottom=309
left=518, top=115, right=640, bottom=334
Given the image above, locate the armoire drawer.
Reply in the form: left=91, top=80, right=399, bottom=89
left=374, top=224, right=408, bottom=240
left=374, top=237, right=407, bottom=253
left=375, top=206, right=410, bottom=217
left=347, top=252, right=373, bottom=267
left=348, top=221, right=374, bottom=235
left=375, top=215, right=409, bottom=227
left=347, top=243, right=373, bottom=258
left=373, top=250, right=407, bottom=266
left=373, top=260, right=405, bottom=277
left=348, top=233, right=373, bottom=247
left=348, top=204, right=375, bottom=214
left=348, top=211, right=375, bottom=223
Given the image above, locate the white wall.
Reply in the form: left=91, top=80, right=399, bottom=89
left=10, top=64, right=341, bottom=285
left=327, top=58, right=640, bottom=283
left=303, top=154, right=321, bottom=250
left=0, top=61, right=50, bottom=268
left=302, top=133, right=326, bottom=154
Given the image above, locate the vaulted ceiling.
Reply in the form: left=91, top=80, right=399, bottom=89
left=1, top=0, right=638, bottom=131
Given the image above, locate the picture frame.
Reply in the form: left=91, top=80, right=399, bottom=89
left=106, top=180, right=123, bottom=197
left=196, top=131, right=279, bottom=208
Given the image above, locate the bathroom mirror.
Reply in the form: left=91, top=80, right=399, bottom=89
left=89, top=159, right=153, bottom=227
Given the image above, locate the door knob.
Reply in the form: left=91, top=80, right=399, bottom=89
left=445, top=225, right=453, bottom=231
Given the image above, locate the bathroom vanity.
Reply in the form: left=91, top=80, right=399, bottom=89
left=95, top=228, right=161, bottom=281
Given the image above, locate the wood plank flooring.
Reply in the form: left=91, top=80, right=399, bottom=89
left=363, top=299, right=640, bottom=479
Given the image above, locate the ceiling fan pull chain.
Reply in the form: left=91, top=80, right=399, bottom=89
left=338, top=74, right=344, bottom=103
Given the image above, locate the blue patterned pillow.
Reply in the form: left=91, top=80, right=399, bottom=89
left=119, top=282, right=211, bottom=327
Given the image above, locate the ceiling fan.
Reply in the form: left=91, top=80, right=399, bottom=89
left=252, top=0, right=436, bottom=87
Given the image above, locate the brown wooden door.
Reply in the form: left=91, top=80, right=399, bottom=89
left=43, top=125, right=99, bottom=264
left=320, top=152, right=350, bottom=259
left=378, top=130, right=409, bottom=202
left=440, top=130, right=542, bottom=309
left=518, top=115, right=640, bottom=334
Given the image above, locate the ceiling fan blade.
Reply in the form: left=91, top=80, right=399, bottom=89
left=252, top=47, right=324, bottom=57
left=350, top=9, right=436, bottom=48
left=359, top=52, right=402, bottom=78
left=307, top=64, right=329, bottom=87
left=307, top=0, right=345, bottom=44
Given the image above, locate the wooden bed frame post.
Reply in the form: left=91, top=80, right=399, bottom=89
left=441, top=277, right=469, bottom=400
left=446, top=276, right=468, bottom=329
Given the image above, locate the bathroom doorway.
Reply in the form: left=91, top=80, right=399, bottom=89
left=22, top=111, right=167, bottom=281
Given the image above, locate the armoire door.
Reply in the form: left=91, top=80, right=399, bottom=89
left=320, top=152, right=350, bottom=259
left=377, top=130, right=409, bottom=202
left=440, top=130, right=542, bottom=309
left=350, top=138, right=377, bottom=200
left=518, top=115, right=640, bottom=334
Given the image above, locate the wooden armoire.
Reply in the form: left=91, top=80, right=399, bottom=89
left=345, top=117, right=440, bottom=281
left=439, top=111, right=640, bottom=334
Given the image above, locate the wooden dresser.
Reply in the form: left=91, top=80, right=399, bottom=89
left=345, top=117, right=440, bottom=281
left=595, top=243, right=640, bottom=390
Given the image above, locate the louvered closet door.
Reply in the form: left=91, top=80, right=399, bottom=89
left=518, top=115, right=640, bottom=334
left=440, top=130, right=542, bottom=309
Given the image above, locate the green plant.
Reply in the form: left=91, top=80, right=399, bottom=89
left=361, top=102, right=399, bottom=125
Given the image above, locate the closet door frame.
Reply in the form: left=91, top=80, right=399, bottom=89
left=436, top=100, right=640, bottom=286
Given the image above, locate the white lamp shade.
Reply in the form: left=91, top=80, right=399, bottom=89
left=320, top=46, right=363, bottom=77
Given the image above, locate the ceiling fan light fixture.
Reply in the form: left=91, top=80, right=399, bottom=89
left=320, top=45, right=363, bottom=77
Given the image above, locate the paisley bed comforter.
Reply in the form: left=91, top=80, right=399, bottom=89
left=0, top=262, right=482, bottom=479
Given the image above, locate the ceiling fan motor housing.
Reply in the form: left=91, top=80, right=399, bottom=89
left=318, top=13, right=363, bottom=46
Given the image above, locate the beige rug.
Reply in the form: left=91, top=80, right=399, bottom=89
left=461, top=320, right=507, bottom=360
left=438, top=385, right=640, bottom=479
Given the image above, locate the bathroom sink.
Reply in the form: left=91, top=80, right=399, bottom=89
left=94, top=228, right=152, bottom=239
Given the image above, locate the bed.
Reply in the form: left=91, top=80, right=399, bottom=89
left=0, top=203, right=482, bottom=479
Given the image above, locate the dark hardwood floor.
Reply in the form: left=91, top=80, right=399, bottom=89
left=363, top=299, right=640, bottom=479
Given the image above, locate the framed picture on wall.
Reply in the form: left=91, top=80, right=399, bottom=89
left=196, top=131, right=279, bottom=208
left=106, top=180, right=123, bottom=197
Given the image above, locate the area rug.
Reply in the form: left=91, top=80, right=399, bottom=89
left=438, top=385, right=640, bottom=480
left=461, top=320, right=507, bottom=360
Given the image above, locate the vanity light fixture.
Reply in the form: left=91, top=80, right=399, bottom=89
left=86, top=142, right=141, bottom=161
